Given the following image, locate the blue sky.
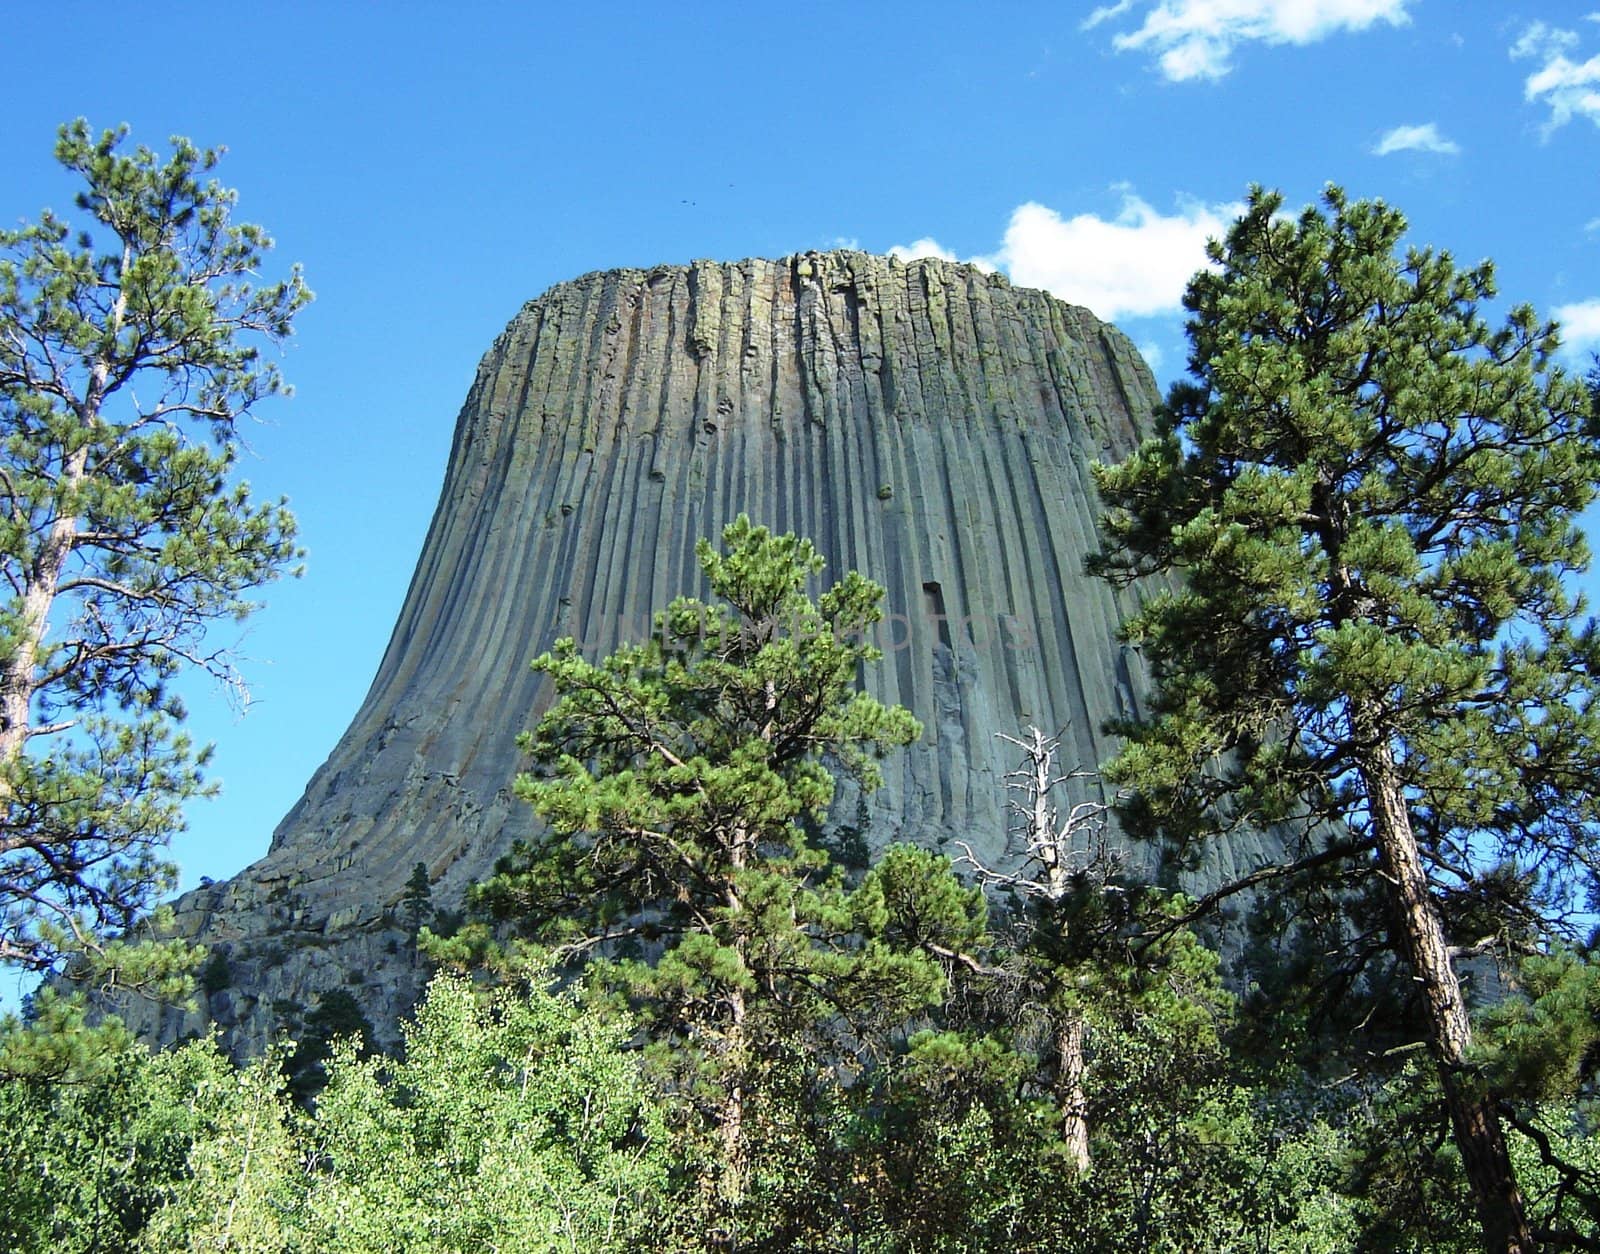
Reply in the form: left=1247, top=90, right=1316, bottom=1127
left=1, top=0, right=1597, bottom=912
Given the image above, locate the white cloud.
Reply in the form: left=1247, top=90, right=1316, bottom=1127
left=992, top=194, right=1242, bottom=320
left=889, top=191, right=1242, bottom=322
left=1095, top=0, right=1409, bottom=82
left=1512, top=21, right=1578, bottom=62
left=887, top=237, right=996, bottom=274
left=1372, top=122, right=1460, bottom=155
left=1512, top=22, right=1600, bottom=132
left=1082, top=0, right=1135, bottom=31
left=888, top=238, right=960, bottom=264
left=1555, top=299, right=1600, bottom=355
left=1137, top=340, right=1165, bottom=371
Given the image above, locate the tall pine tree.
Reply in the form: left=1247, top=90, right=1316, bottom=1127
left=0, top=122, right=307, bottom=988
left=1090, top=185, right=1600, bottom=1253
left=448, top=517, right=961, bottom=1227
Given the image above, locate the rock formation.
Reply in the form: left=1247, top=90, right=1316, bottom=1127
left=135, top=251, right=1275, bottom=1054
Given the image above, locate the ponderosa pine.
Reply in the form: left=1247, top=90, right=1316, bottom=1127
left=451, top=517, right=961, bottom=1226
left=0, top=121, right=307, bottom=990
left=1090, top=185, right=1600, bottom=1253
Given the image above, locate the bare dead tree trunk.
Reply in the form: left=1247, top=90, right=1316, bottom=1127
left=962, top=727, right=1114, bottom=1174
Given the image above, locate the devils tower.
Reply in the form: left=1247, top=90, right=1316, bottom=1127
left=141, top=251, right=1273, bottom=1053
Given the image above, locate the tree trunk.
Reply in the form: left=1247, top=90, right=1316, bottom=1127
left=0, top=445, right=90, bottom=771
left=716, top=816, right=752, bottom=1215
left=1057, top=1012, right=1091, bottom=1172
left=1356, top=714, right=1534, bottom=1254
left=0, top=251, right=125, bottom=778
left=719, top=984, right=748, bottom=1204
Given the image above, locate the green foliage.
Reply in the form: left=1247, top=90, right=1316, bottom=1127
left=0, top=120, right=308, bottom=986
left=136, top=1047, right=303, bottom=1254
left=1478, top=949, right=1600, bottom=1112
left=1587, top=354, right=1599, bottom=429
left=198, top=946, right=231, bottom=995
left=739, top=971, right=1359, bottom=1252
left=288, top=969, right=669, bottom=1252
left=0, top=1028, right=247, bottom=1252
left=281, top=986, right=375, bottom=1103
left=1334, top=1051, right=1598, bottom=1248
left=1, top=967, right=671, bottom=1252
left=0, top=962, right=1368, bottom=1253
left=439, top=521, right=1373, bottom=1246
left=1090, top=183, right=1600, bottom=1247
left=401, top=859, right=433, bottom=933
left=0, top=908, right=199, bottom=1082
left=458, top=516, right=932, bottom=1211
left=1092, top=184, right=1599, bottom=906
left=0, top=984, right=136, bottom=1083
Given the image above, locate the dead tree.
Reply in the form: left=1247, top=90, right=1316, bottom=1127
left=956, top=726, right=1120, bottom=1173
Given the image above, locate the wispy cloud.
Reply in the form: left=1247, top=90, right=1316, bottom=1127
left=1089, top=0, right=1410, bottom=82
left=1372, top=122, right=1461, bottom=155
left=892, top=192, right=1242, bottom=322
left=1512, top=21, right=1600, bottom=133
left=1554, top=299, right=1600, bottom=356
left=1512, top=21, right=1579, bottom=62
left=1082, top=0, right=1135, bottom=31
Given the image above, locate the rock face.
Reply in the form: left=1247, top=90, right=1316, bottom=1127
left=136, top=251, right=1274, bottom=1054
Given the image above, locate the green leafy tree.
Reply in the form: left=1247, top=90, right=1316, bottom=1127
left=0, top=1029, right=256, bottom=1253
left=135, top=1046, right=301, bottom=1254
left=400, top=859, right=434, bottom=967
left=448, top=516, right=933, bottom=1218
left=1090, top=185, right=1600, bottom=1252
left=2, top=968, right=672, bottom=1253
left=0, top=121, right=308, bottom=986
left=292, top=968, right=669, bottom=1253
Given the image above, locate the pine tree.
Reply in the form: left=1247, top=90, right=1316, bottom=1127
left=450, top=517, right=946, bottom=1218
left=0, top=121, right=308, bottom=987
left=1090, top=185, right=1600, bottom=1253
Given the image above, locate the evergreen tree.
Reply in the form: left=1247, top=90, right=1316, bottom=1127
left=401, top=859, right=434, bottom=966
left=1090, top=184, right=1600, bottom=1252
left=0, top=121, right=308, bottom=988
left=443, top=517, right=944, bottom=1219
left=401, top=860, right=433, bottom=933
left=281, top=988, right=376, bottom=1104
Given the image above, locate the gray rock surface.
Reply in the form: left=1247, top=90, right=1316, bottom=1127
left=130, top=251, right=1276, bottom=1054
